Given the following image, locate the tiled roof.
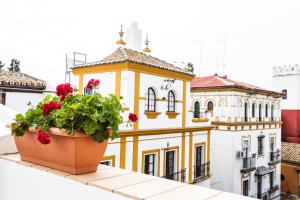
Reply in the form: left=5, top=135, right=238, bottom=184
left=282, top=142, right=300, bottom=164
left=73, top=47, right=194, bottom=76
left=191, top=74, right=282, bottom=96
left=0, top=71, right=46, bottom=90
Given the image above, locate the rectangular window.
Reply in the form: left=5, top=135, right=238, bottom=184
left=258, top=137, right=264, bottom=156
left=269, top=171, right=274, bottom=188
left=0, top=91, right=5, bottom=105
left=252, top=104, right=255, bottom=118
left=84, top=87, right=93, bottom=95
left=100, top=160, right=112, bottom=166
left=195, top=145, right=204, bottom=178
left=270, top=137, right=275, bottom=151
left=165, top=150, right=176, bottom=180
left=282, top=89, right=287, bottom=99
left=144, top=154, right=156, bottom=176
left=257, top=176, right=262, bottom=198
left=243, top=139, right=250, bottom=157
left=242, top=179, right=249, bottom=196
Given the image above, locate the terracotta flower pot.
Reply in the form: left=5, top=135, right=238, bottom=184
left=14, top=128, right=109, bottom=174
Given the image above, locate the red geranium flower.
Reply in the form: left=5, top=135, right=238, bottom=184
left=37, top=130, right=51, bottom=144
left=128, top=113, right=138, bottom=122
left=42, top=101, right=61, bottom=115
left=56, top=83, right=73, bottom=101
left=86, top=79, right=100, bottom=89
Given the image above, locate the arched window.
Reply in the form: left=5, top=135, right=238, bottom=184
left=207, top=101, right=214, bottom=116
left=194, top=101, right=200, bottom=118
left=244, top=103, right=248, bottom=122
left=252, top=103, right=255, bottom=118
left=167, top=91, right=175, bottom=112
left=146, top=87, right=156, bottom=112
left=271, top=105, right=274, bottom=121
left=265, top=104, right=268, bottom=118
left=259, top=104, right=262, bottom=122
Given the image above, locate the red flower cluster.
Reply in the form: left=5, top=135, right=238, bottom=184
left=42, top=101, right=61, bottom=115
left=37, top=130, right=51, bottom=144
left=86, top=79, right=100, bottom=89
left=56, top=83, right=73, bottom=101
left=128, top=113, right=138, bottom=122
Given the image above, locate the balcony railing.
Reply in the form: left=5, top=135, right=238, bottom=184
left=269, top=184, right=279, bottom=194
left=193, top=162, right=210, bottom=183
left=161, top=168, right=186, bottom=182
left=269, top=150, right=281, bottom=165
left=257, top=191, right=268, bottom=199
left=241, top=157, right=256, bottom=173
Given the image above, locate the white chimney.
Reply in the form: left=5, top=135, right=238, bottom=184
left=125, top=22, right=142, bottom=51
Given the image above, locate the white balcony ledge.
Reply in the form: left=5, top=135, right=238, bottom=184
left=0, top=154, right=256, bottom=200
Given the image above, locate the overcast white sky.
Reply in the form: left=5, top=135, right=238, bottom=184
left=0, top=0, right=299, bottom=89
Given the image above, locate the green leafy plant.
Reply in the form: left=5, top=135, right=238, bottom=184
left=10, top=81, right=132, bottom=144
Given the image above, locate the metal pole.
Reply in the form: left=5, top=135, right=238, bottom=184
left=199, top=40, right=203, bottom=77
left=65, top=53, right=68, bottom=83
left=222, top=34, right=226, bottom=76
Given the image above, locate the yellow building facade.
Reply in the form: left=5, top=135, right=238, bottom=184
left=71, top=41, right=214, bottom=186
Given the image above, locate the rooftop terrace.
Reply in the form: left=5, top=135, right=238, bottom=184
left=0, top=153, right=256, bottom=200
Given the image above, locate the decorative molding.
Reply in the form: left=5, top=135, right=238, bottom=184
left=192, top=118, right=209, bottom=123
left=115, top=70, right=121, bottom=97
left=139, top=97, right=182, bottom=103
left=191, top=87, right=282, bottom=98
left=166, top=112, right=180, bottom=119
left=102, top=155, right=116, bottom=167
left=144, top=111, right=161, bottom=119
left=119, top=126, right=215, bottom=137
left=72, top=61, right=194, bottom=81
left=163, top=146, right=180, bottom=181
left=79, top=74, right=83, bottom=94
left=132, top=136, right=139, bottom=172
left=273, top=64, right=300, bottom=76
left=122, top=107, right=129, bottom=111
left=182, top=81, right=187, bottom=128
left=141, top=149, right=161, bottom=176
left=134, top=72, right=140, bottom=130
left=120, top=137, right=126, bottom=169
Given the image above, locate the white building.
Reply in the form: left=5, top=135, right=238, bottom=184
left=272, top=64, right=300, bottom=143
left=70, top=29, right=214, bottom=187
left=0, top=70, right=54, bottom=113
left=190, top=74, right=282, bottom=199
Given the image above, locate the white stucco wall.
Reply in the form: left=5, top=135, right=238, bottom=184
left=0, top=159, right=129, bottom=200
left=210, top=128, right=281, bottom=198
left=138, top=73, right=183, bottom=129
left=83, top=72, right=116, bottom=97
left=5, top=92, right=48, bottom=114
left=272, top=74, right=300, bottom=110
left=191, top=91, right=281, bottom=122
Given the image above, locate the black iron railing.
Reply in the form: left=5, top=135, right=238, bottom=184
left=257, top=191, right=268, bottom=199
left=193, top=162, right=210, bottom=183
left=269, top=150, right=281, bottom=165
left=161, top=168, right=186, bottom=182
left=241, top=157, right=256, bottom=173
left=269, top=185, right=279, bottom=193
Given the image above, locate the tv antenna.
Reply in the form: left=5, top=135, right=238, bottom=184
left=195, top=40, right=203, bottom=77
left=65, top=52, right=87, bottom=83
left=222, top=34, right=227, bottom=76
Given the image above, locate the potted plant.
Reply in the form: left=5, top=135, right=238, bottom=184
left=10, top=80, right=138, bottom=174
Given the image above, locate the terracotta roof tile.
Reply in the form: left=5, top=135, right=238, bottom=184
left=191, top=74, right=281, bottom=95
left=282, top=142, right=300, bottom=164
left=0, top=71, right=46, bottom=90
left=73, top=47, right=194, bottom=76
